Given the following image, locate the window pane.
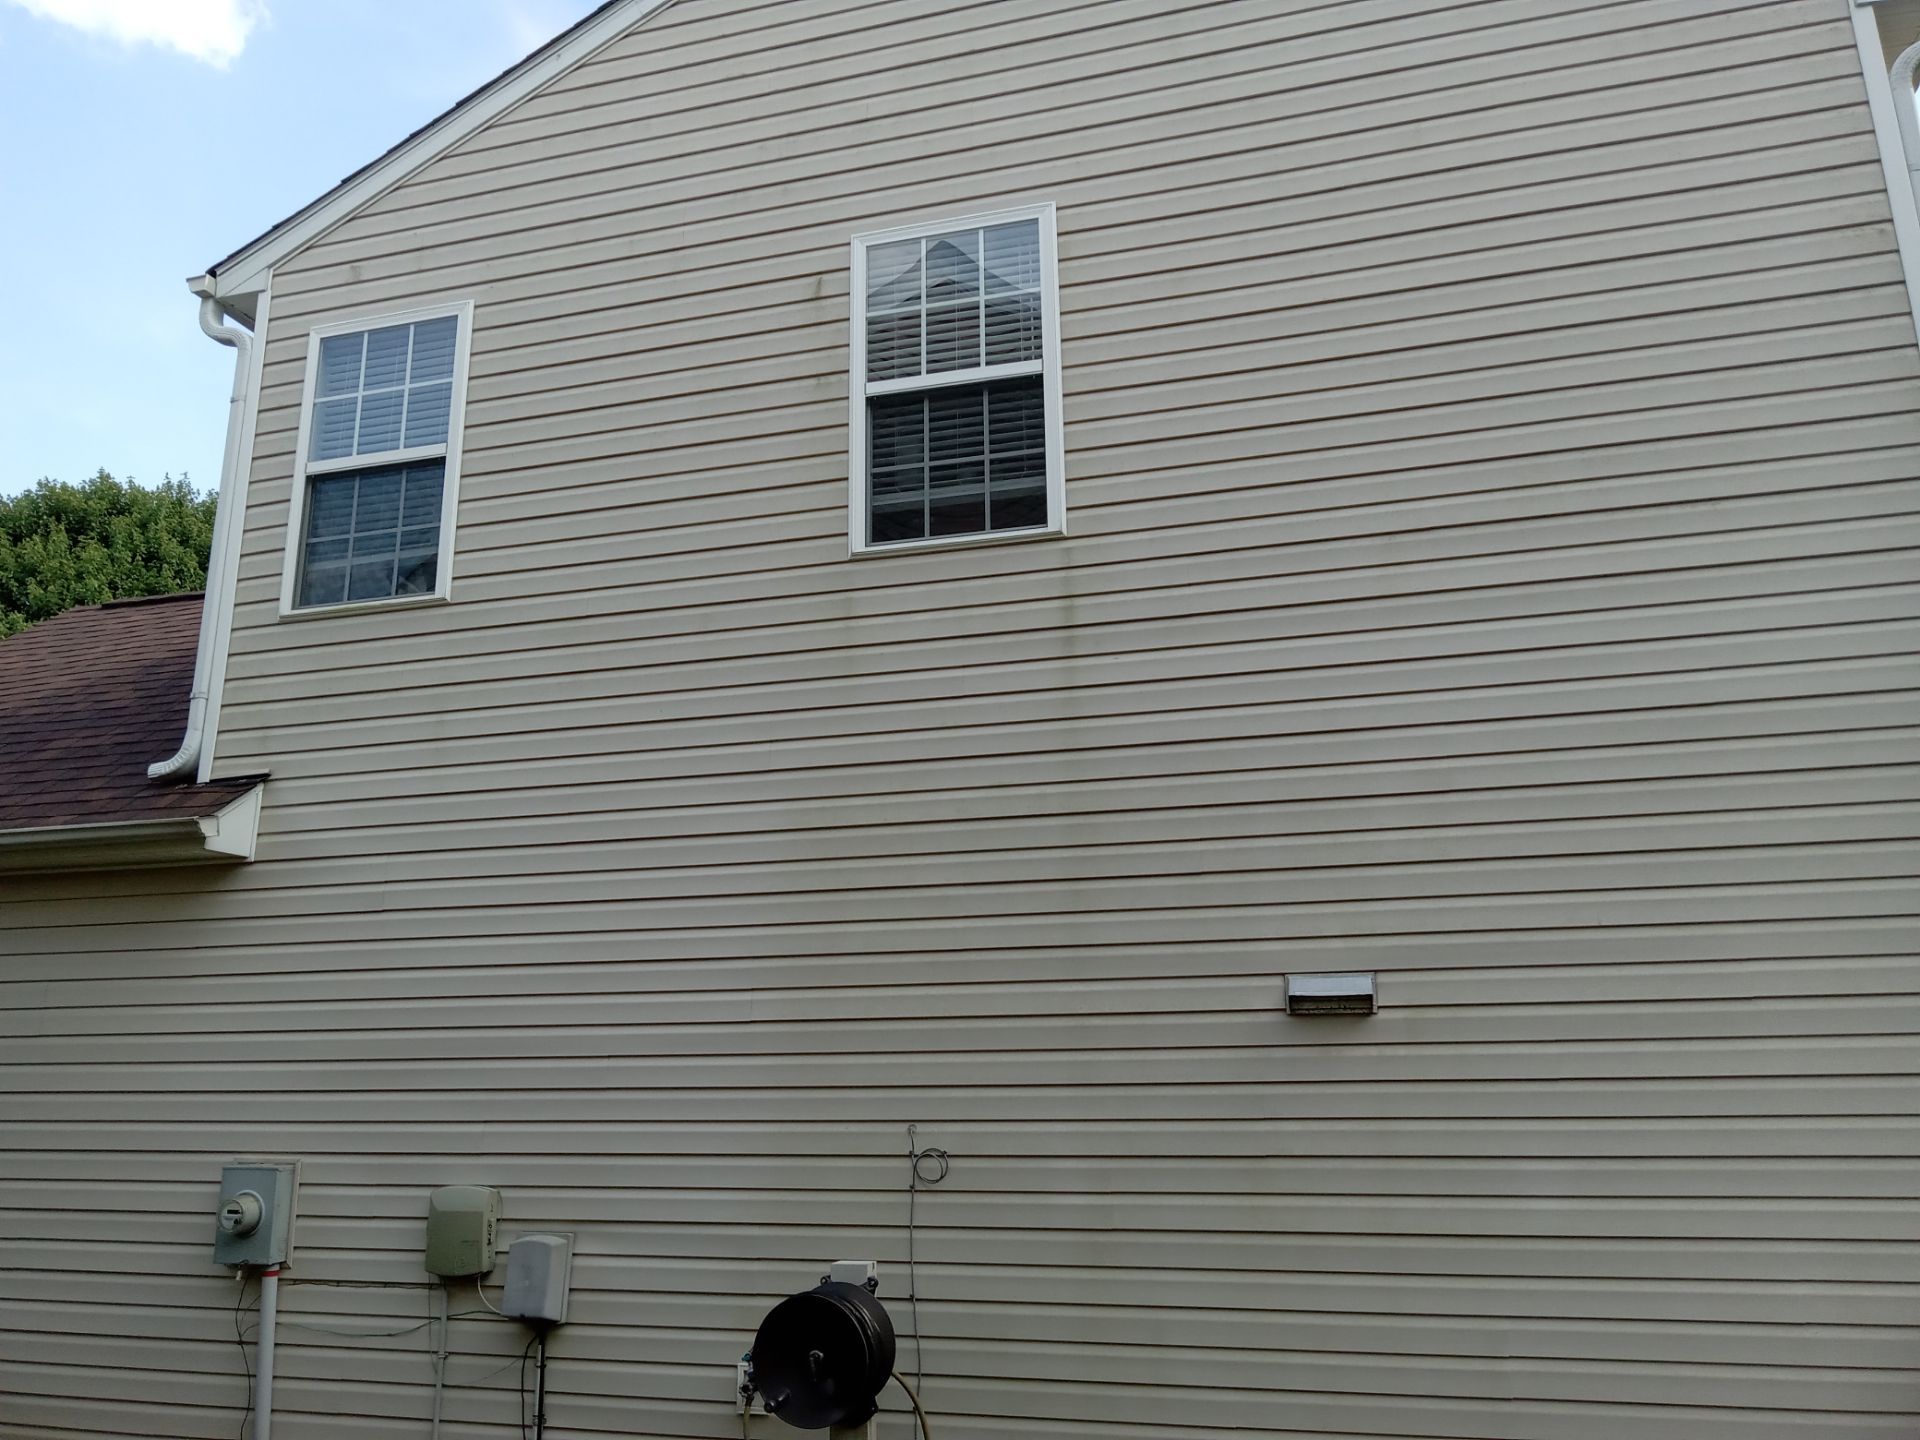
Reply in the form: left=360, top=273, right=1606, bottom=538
left=409, top=316, right=459, bottom=383
left=356, top=388, right=405, bottom=454
left=928, top=460, right=985, bottom=537
left=311, top=397, right=358, bottom=461
left=866, top=311, right=921, bottom=382
left=865, top=221, right=1041, bottom=385
left=401, top=465, right=446, bottom=528
left=867, top=240, right=922, bottom=311
left=986, top=376, right=1047, bottom=531
left=924, top=302, right=981, bottom=374
left=396, top=551, right=439, bottom=595
left=362, top=325, right=411, bottom=390
left=989, top=485, right=1047, bottom=532
left=927, top=384, right=985, bottom=464
left=924, top=231, right=980, bottom=305
left=304, top=537, right=351, bottom=567
left=866, top=379, right=1043, bottom=546
left=988, top=377, right=1046, bottom=452
left=404, top=381, right=453, bottom=449
left=869, top=393, right=926, bottom=472
left=348, top=558, right=398, bottom=601
left=296, top=460, right=445, bottom=608
left=305, top=475, right=357, bottom=538
left=984, top=294, right=1042, bottom=366
left=353, top=469, right=404, bottom=530
left=317, top=334, right=364, bottom=398
left=299, top=564, right=348, bottom=608
left=869, top=493, right=925, bottom=545
left=311, top=315, right=460, bottom=460
left=983, top=220, right=1041, bottom=294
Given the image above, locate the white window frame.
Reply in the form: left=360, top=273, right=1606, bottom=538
left=847, top=202, right=1066, bottom=557
left=279, top=298, right=475, bottom=618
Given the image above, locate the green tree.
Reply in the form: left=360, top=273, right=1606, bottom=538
left=0, top=472, right=216, bottom=638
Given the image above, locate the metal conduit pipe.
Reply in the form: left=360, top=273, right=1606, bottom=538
left=254, top=1266, right=281, bottom=1440
left=148, top=290, right=252, bottom=780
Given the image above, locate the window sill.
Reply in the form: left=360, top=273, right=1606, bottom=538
left=277, top=591, right=451, bottom=622
left=848, top=524, right=1063, bottom=559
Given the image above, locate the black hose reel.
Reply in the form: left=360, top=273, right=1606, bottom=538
left=748, top=1274, right=897, bottom=1429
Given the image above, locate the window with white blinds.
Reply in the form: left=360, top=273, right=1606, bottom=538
left=849, top=204, right=1064, bottom=552
left=281, top=301, right=473, bottom=615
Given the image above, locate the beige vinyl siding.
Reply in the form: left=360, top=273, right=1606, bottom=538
left=4, top=0, right=1920, bottom=1435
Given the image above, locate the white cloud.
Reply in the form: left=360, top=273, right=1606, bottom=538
left=7, top=0, right=266, bottom=66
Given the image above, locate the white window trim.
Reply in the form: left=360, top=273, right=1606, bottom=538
left=278, top=298, right=475, bottom=619
left=846, top=202, right=1066, bottom=557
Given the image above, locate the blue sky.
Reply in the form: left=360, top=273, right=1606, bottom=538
left=0, top=0, right=602, bottom=495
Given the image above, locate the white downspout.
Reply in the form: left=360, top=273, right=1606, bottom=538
left=1851, top=4, right=1920, bottom=349
left=150, top=282, right=253, bottom=780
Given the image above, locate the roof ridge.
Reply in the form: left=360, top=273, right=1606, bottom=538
left=100, top=591, right=206, bottom=610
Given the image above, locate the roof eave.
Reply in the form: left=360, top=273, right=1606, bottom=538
left=0, top=783, right=265, bottom=874
left=205, top=0, right=675, bottom=303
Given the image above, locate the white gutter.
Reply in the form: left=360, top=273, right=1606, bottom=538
left=0, top=785, right=264, bottom=871
left=149, top=279, right=254, bottom=780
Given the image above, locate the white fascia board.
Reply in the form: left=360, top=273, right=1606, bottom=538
left=208, top=0, right=675, bottom=302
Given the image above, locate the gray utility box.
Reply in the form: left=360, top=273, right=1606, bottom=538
left=213, top=1163, right=298, bottom=1268
left=425, top=1186, right=501, bottom=1277
left=503, top=1233, right=573, bottom=1326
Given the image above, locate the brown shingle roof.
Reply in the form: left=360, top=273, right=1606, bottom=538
left=0, top=594, right=260, bottom=832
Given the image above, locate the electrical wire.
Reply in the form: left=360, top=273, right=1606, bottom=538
left=229, top=1278, right=515, bottom=1435
left=272, top=1309, right=505, bottom=1339
left=518, top=1332, right=538, bottom=1440
left=233, top=1275, right=256, bottom=1440
left=891, top=1371, right=934, bottom=1440
left=472, top=1275, right=506, bottom=1316
left=905, top=1124, right=950, bottom=1392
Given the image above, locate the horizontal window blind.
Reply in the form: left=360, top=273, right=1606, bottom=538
left=296, top=461, right=445, bottom=608
left=311, top=315, right=458, bottom=463
left=869, top=377, right=1046, bottom=544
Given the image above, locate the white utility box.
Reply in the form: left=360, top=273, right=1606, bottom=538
left=503, top=1232, right=572, bottom=1326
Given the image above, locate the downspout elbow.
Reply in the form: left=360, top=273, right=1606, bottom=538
left=1891, top=38, right=1920, bottom=203
left=149, top=291, right=252, bottom=781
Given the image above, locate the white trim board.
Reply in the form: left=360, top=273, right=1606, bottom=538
left=205, top=0, right=677, bottom=303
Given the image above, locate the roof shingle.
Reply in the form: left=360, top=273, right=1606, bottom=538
left=0, top=595, right=260, bottom=831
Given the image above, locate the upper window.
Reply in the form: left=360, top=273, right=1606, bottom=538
left=848, top=204, right=1064, bottom=553
left=281, top=301, right=473, bottom=615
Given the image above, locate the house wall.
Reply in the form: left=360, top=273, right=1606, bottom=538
left=5, top=0, right=1920, bottom=1436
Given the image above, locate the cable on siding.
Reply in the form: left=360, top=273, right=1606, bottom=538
left=233, top=1274, right=255, bottom=1440
left=891, top=1371, right=935, bottom=1440
left=904, top=1123, right=951, bottom=1395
